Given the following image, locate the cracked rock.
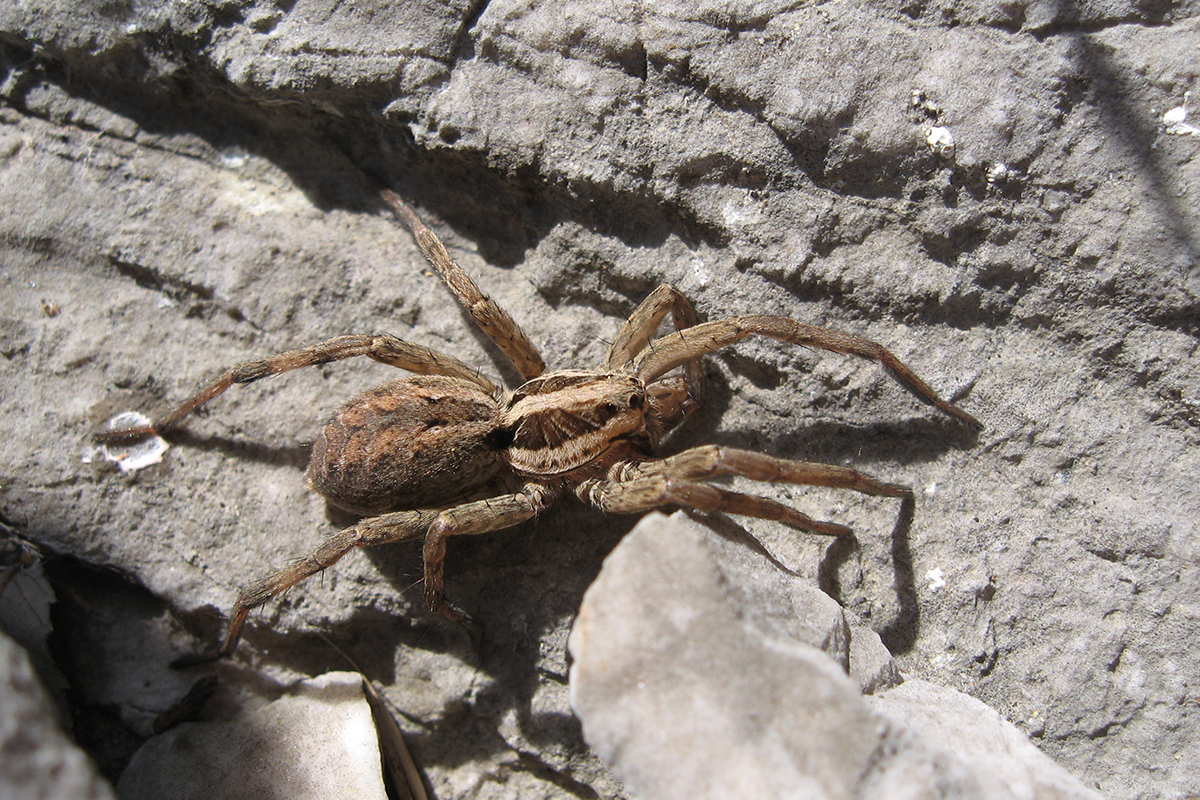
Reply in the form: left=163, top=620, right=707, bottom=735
left=1, top=1, right=1197, bottom=797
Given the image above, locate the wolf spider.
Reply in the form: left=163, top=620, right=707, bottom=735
left=98, top=189, right=981, bottom=659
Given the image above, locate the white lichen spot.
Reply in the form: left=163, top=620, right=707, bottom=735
left=689, top=257, right=710, bottom=289
left=986, top=162, right=1022, bottom=187
left=100, top=412, right=169, bottom=473
left=219, top=146, right=251, bottom=169
left=1163, top=92, right=1200, bottom=136
left=924, top=481, right=938, bottom=497
left=925, top=567, right=947, bottom=592
left=926, top=126, right=955, bottom=160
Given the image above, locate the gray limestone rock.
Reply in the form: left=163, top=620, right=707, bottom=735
left=569, top=511, right=1105, bottom=800
left=117, top=672, right=389, bottom=800
left=0, top=630, right=116, bottom=800
left=1, top=1, right=1196, bottom=798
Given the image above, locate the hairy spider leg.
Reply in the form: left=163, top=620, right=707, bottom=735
left=96, top=335, right=499, bottom=443
left=606, top=283, right=706, bottom=411
left=195, top=482, right=560, bottom=662
left=576, top=445, right=912, bottom=537
left=382, top=189, right=546, bottom=381
left=634, top=316, right=982, bottom=430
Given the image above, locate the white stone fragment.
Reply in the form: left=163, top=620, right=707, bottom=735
left=1163, top=98, right=1200, bottom=136
left=99, top=412, right=168, bottom=473
left=118, top=672, right=388, bottom=800
left=926, top=125, right=956, bottom=159
left=987, top=162, right=1018, bottom=186
left=926, top=566, right=947, bottom=591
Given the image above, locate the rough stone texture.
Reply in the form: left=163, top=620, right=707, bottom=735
left=1, top=2, right=1198, bottom=799
left=569, top=511, right=1105, bottom=800
left=118, top=671, right=389, bottom=800
left=0, top=630, right=116, bottom=800
left=869, top=679, right=1107, bottom=800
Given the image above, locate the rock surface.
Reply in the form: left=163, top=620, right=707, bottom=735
left=569, top=511, right=1106, bottom=800
left=2, top=2, right=1198, bottom=799
left=117, top=672, right=389, bottom=800
left=0, top=629, right=116, bottom=800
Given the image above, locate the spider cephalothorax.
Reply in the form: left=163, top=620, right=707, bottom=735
left=500, top=371, right=655, bottom=477
left=98, top=189, right=980, bottom=659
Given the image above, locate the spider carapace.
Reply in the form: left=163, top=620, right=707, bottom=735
left=98, top=189, right=981, bottom=660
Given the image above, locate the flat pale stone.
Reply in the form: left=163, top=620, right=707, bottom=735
left=569, top=512, right=1105, bottom=800
left=118, top=672, right=388, bottom=800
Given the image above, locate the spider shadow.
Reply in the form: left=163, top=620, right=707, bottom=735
left=653, top=366, right=946, bottom=657
left=347, top=499, right=625, bottom=773
left=697, top=409, right=952, bottom=658
left=690, top=491, right=919, bottom=657
left=764, top=414, right=976, bottom=466
left=817, top=493, right=919, bottom=656
left=669, top=350, right=978, bottom=466
left=165, top=430, right=312, bottom=472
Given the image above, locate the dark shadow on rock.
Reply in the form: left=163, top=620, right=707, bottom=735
left=877, top=493, right=918, bottom=655
left=351, top=501, right=628, bottom=767
left=1046, top=3, right=1200, bottom=331
left=817, top=534, right=859, bottom=604
left=691, top=511, right=811, bottom=580
left=168, top=431, right=312, bottom=472
left=44, top=556, right=174, bottom=782
left=708, top=414, right=974, bottom=472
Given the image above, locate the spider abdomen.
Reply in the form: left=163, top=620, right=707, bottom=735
left=307, top=375, right=503, bottom=515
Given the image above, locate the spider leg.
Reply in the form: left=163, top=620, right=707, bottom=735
left=97, top=334, right=498, bottom=443
left=634, top=315, right=982, bottom=430
left=577, top=474, right=851, bottom=536
left=419, top=482, right=559, bottom=624
left=207, top=482, right=559, bottom=661
left=605, top=283, right=705, bottom=410
left=622, top=445, right=912, bottom=497
left=214, top=507, right=443, bottom=660
left=576, top=445, right=913, bottom=536
left=382, top=190, right=546, bottom=381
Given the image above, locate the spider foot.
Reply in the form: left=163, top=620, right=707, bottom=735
left=93, top=425, right=160, bottom=445
left=428, top=598, right=483, bottom=650
left=434, top=602, right=479, bottom=631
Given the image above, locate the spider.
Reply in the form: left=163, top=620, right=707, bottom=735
left=98, top=189, right=981, bottom=660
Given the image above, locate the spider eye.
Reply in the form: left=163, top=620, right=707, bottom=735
left=628, top=394, right=643, bottom=409
left=603, top=402, right=619, bottom=416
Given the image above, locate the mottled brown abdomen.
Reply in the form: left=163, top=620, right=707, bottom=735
left=307, top=376, right=503, bottom=515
